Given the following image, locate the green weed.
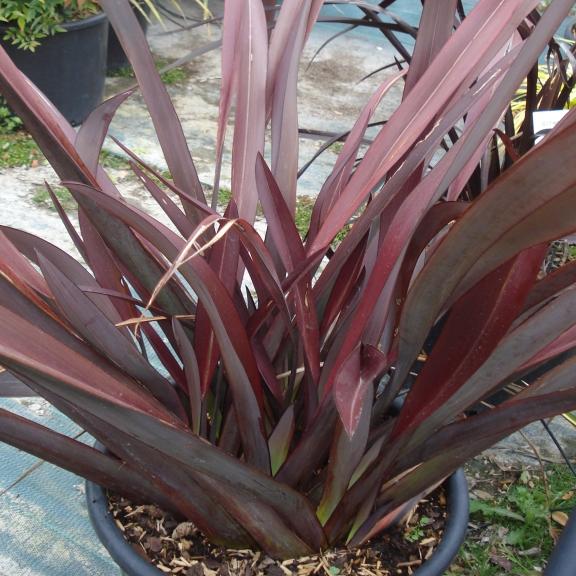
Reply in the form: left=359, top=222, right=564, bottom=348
left=448, top=464, right=576, bottom=575
left=294, top=195, right=315, bottom=238
left=158, top=62, right=187, bottom=86
left=0, top=97, right=23, bottom=135
left=31, top=184, right=76, bottom=212
left=0, top=134, right=43, bottom=168
left=218, top=186, right=232, bottom=205
left=329, top=141, right=344, bottom=154
left=100, top=149, right=133, bottom=171
left=290, top=194, right=350, bottom=244
left=405, top=515, right=431, bottom=543
left=109, top=57, right=188, bottom=85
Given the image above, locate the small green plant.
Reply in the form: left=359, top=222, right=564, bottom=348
left=292, top=195, right=350, bottom=244
left=108, top=66, right=133, bottom=80
left=405, top=515, right=431, bottom=543
left=294, top=195, right=315, bottom=238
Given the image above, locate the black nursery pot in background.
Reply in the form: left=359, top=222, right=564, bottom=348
left=107, top=3, right=151, bottom=73
left=0, top=12, right=108, bottom=126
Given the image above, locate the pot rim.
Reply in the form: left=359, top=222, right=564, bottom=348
left=86, top=468, right=468, bottom=576
left=86, top=479, right=162, bottom=576
left=58, top=10, right=108, bottom=32
left=412, top=468, right=469, bottom=576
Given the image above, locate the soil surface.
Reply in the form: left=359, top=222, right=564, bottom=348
left=109, top=485, right=447, bottom=576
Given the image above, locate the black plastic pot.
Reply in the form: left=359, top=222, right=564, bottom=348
left=107, top=3, right=150, bottom=73
left=544, top=507, right=576, bottom=576
left=0, top=12, right=108, bottom=126
left=86, top=468, right=468, bottom=576
left=413, top=469, right=469, bottom=576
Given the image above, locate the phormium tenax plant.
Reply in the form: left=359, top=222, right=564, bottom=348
left=0, top=0, right=575, bottom=570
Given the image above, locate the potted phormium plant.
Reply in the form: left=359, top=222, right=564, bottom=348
left=1, top=0, right=576, bottom=574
